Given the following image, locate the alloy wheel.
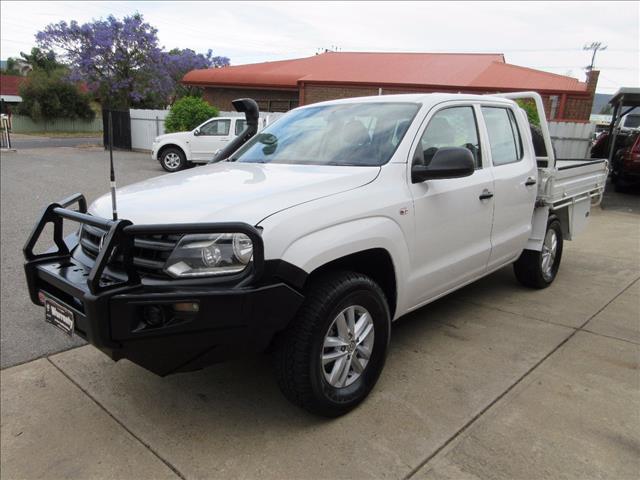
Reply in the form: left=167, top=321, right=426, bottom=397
left=541, top=228, right=558, bottom=281
left=321, top=305, right=375, bottom=388
left=164, top=152, right=181, bottom=169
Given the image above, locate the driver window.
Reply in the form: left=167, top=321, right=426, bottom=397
left=200, top=119, right=230, bottom=136
left=415, top=106, right=481, bottom=168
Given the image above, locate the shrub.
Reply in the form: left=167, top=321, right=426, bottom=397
left=164, top=96, right=219, bottom=132
left=18, top=69, right=95, bottom=121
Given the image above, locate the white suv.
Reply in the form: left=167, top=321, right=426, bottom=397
left=152, top=116, right=250, bottom=172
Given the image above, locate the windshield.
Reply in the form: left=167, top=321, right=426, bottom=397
left=231, top=102, right=420, bottom=166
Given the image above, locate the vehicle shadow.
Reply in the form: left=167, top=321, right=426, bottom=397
left=601, top=178, right=640, bottom=214
left=50, top=265, right=559, bottom=477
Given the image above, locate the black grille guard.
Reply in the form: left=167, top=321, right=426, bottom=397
left=23, top=193, right=265, bottom=294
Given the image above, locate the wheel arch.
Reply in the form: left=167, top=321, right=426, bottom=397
left=306, top=248, right=398, bottom=319
left=158, top=143, right=187, bottom=162
left=526, top=207, right=564, bottom=251
left=265, top=216, right=411, bottom=320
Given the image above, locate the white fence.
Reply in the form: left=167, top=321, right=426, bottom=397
left=130, top=109, right=169, bottom=151
left=548, top=121, right=595, bottom=159
left=130, top=109, right=285, bottom=152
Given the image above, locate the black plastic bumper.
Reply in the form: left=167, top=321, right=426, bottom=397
left=23, top=194, right=305, bottom=376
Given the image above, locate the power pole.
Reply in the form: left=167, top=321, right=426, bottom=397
left=583, top=42, right=607, bottom=70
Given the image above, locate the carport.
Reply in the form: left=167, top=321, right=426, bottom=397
left=607, top=87, right=640, bottom=161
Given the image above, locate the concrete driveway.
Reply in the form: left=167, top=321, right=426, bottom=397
left=1, top=147, right=639, bottom=479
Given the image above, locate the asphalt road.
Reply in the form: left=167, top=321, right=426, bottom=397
left=0, top=146, right=163, bottom=368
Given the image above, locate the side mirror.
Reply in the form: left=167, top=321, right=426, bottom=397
left=193, top=129, right=200, bottom=136
left=411, top=147, right=475, bottom=183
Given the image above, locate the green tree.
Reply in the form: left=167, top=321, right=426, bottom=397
left=20, top=47, right=61, bottom=73
left=17, top=50, right=94, bottom=121
left=165, top=96, right=218, bottom=132
left=516, top=99, right=540, bottom=127
left=599, top=104, right=613, bottom=115
left=1, top=57, right=24, bottom=76
left=2, top=48, right=62, bottom=76
left=18, top=70, right=95, bottom=121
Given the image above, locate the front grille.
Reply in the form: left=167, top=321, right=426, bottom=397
left=80, top=224, right=181, bottom=277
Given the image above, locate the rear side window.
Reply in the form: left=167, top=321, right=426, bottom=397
left=481, top=107, right=523, bottom=166
left=415, top=106, right=482, bottom=168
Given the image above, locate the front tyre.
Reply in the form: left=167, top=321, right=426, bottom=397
left=514, top=218, right=563, bottom=289
left=160, top=147, right=186, bottom=172
left=274, top=272, right=390, bottom=417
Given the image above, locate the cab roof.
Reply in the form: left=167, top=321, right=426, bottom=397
left=300, top=92, right=515, bottom=109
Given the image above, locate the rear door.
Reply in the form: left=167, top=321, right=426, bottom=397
left=408, top=103, right=495, bottom=306
left=191, top=118, right=232, bottom=160
left=480, top=105, right=537, bottom=269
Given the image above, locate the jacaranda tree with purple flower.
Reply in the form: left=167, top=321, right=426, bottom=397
left=36, top=13, right=229, bottom=109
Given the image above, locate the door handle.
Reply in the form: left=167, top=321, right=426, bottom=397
left=479, top=189, right=494, bottom=200
left=525, top=177, right=537, bottom=186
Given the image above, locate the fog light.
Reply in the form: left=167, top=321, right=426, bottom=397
left=173, top=302, right=199, bottom=313
left=143, top=305, right=166, bottom=327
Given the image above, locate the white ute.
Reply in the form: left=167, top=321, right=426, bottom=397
left=27, top=92, right=608, bottom=417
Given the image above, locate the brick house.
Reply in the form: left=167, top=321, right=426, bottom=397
left=182, top=52, right=598, bottom=121
left=0, top=74, right=24, bottom=113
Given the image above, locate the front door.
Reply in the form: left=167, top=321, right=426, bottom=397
left=408, top=104, right=494, bottom=307
left=191, top=118, right=232, bottom=160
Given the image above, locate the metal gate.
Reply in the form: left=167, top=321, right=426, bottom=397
left=0, top=114, right=12, bottom=149
left=102, top=109, right=132, bottom=150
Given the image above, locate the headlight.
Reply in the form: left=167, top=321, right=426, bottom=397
left=164, top=233, right=253, bottom=278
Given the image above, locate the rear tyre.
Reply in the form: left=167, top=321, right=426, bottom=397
left=160, top=147, right=186, bottom=172
left=514, top=218, right=563, bottom=289
left=273, top=271, right=390, bottom=417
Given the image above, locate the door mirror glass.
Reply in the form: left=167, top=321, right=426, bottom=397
left=411, top=147, right=475, bottom=183
left=193, top=128, right=200, bottom=136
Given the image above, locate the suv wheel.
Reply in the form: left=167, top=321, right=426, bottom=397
left=274, top=271, right=390, bottom=417
left=160, top=147, right=186, bottom=172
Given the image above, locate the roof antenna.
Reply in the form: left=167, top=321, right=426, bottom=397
left=108, top=112, right=118, bottom=221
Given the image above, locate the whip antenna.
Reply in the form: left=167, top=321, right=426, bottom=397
left=108, top=111, right=118, bottom=221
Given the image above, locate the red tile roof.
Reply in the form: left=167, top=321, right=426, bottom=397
left=183, top=52, right=588, bottom=94
left=0, top=75, right=24, bottom=96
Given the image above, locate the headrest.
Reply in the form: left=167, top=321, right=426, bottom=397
left=342, top=120, right=371, bottom=146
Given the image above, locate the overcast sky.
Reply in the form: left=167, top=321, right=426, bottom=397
left=1, top=1, right=638, bottom=94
